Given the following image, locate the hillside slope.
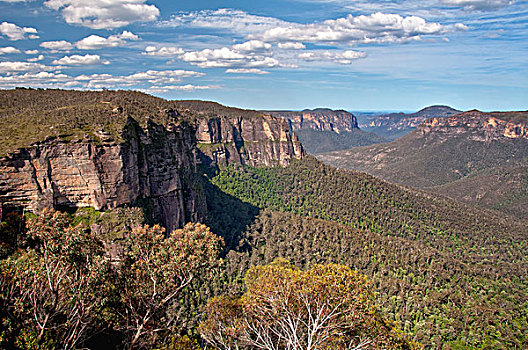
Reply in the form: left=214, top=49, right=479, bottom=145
left=320, top=110, right=528, bottom=219
left=357, top=105, right=461, bottom=140
left=0, top=89, right=303, bottom=230
left=208, top=157, right=528, bottom=349
left=266, top=108, right=386, bottom=153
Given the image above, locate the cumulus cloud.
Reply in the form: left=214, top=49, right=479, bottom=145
left=0, top=46, right=21, bottom=54
left=277, top=42, right=306, bottom=49
left=40, top=40, right=74, bottom=51
left=146, top=84, right=220, bottom=93
left=162, top=9, right=461, bottom=47
left=76, top=70, right=205, bottom=89
left=0, top=22, right=38, bottom=40
left=75, top=31, right=139, bottom=50
left=250, top=12, right=449, bottom=45
left=232, top=40, right=272, bottom=52
left=0, top=61, right=47, bottom=73
left=27, top=55, right=44, bottom=62
left=180, top=46, right=279, bottom=69
left=455, top=23, right=469, bottom=30
left=44, top=0, right=159, bottom=29
left=160, top=8, right=287, bottom=34
left=299, top=50, right=367, bottom=64
left=52, top=54, right=110, bottom=65
left=177, top=40, right=280, bottom=69
left=143, top=46, right=184, bottom=56
left=440, top=0, right=515, bottom=10
left=0, top=69, right=205, bottom=91
left=226, top=68, right=269, bottom=74
left=25, top=49, right=39, bottom=54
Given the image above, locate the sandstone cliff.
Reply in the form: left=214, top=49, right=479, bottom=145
left=419, top=110, right=528, bottom=141
left=0, top=90, right=304, bottom=231
left=195, top=115, right=304, bottom=167
left=357, top=105, right=461, bottom=140
left=265, top=108, right=358, bottom=133
left=0, top=118, right=203, bottom=232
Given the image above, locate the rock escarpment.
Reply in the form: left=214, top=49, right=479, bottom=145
left=195, top=115, right=304, bottom=167
left=419, top=110, right=528, bottom=141
left=266, top=108, right=358, bottom=133
left=0, top=118, right=203, bottom=232
left=0, top=90, right=304, bottom=231
left=357, top=105, right=461, bottom=141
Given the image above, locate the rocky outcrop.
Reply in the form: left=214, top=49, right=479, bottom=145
left=195, top=115, right=304, bottom=167
left=0, top=94, right=305, bottom=231
left=419, top=110, right=528, bottom=141
left=360, top=106, right=461, bottom=130
left=0, top=118, right=204, bottom=232
left=266, top=109, right=358, bottom=133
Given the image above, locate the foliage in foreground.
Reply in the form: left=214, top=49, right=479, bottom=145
left=0, top=209, right=223, bottom=350
left=207, top=158, right=528, bottom=349
left=200, top=259, right=418, bottom=350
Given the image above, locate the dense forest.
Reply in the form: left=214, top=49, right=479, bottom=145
left=1, top=89, right=527, bottom=349
left=206, top=157, right=528, bottom=349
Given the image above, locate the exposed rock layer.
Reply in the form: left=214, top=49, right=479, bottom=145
left=0, top=92, right=304, bottom=231
left=419, top=110, right=528, bottom=141
left=265, top=109, right=358, bottom=133
left=0, top=119, right=203, bottom=232
left=195, top=115, right=304, bottom=167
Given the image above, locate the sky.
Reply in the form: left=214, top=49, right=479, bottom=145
left=0, top=0, right=526, bottom=111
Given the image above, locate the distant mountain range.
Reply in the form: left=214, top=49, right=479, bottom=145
left=319, top=109, right=528, bottom=219
left=265, top=108, right=387, bottom=154
left=356, top=105, right=461, bottom=140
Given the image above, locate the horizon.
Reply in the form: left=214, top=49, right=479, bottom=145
left=1, top=0, right=527, bottom=111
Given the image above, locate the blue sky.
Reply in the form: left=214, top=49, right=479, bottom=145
left=0, top=0, right=526, bottom=111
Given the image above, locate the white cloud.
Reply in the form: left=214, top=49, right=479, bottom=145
left=40, top=40, right=74, bottom=51
left=143, top=46, right=184, bottom=56
left=52, top=54, right=110, bottom=65
left=0, top=69, right=205, bottom=90
left=232, top=40, right=271, bottom=52
left=0, top=46, right=21, bottom=54
left=25, top=49, right=39, bottom=54
left=180, top=46, right=280, bottom=69
left=44, top=0, right=159, bottom=29
left=440, top=0, right=515, bottom=10
left=299, top=50, right=367, bottom=64
left=27, top=55, right=44, bottom=62
left=148, top=84, right=219, bottom=92
left=0, top=61, right=47, bottom=73
left=75, top=31, right=139, bottom=50
left=251, top=12, right=448, bottom=45
left=178, top=39, right=280, bottom=69
left=226, top=68, right=269, bottom=74
left=278, top=42, right=306, bottom=49
left=160, top=8, right=287, bottom=34
left=0, top=22, right=38, bottom=40
left=455, top=23, right=469, bottom=30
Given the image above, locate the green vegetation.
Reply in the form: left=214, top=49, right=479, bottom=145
left=208, top=157, right=528, bottom=349
left=294, top=128, right=388, bottom=154
left=318, top=118, right=528, bottom=219
left=432, top=166, right=528, bottom=220
left=200, top=259, right=417, bottom=350
left=0, top=89, right=266, bottom=157
left=0, top=209, right=223, bottom=350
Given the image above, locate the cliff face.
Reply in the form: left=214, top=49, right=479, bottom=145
left=0, top=118, right=203, bottom=232
left=419, top=110, right=528, bottom=141
left=195, top=115, right=304, bottom=167
left=0, top=90, right=304, bottom=231
left=360, top=106, right=461, bottom=130
left=266, top=109, right=358, bottom=133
